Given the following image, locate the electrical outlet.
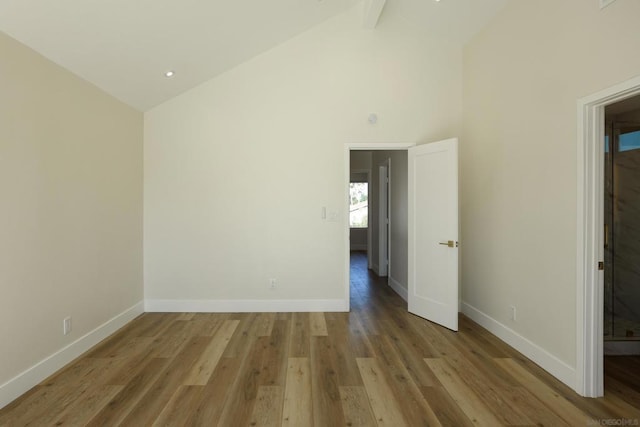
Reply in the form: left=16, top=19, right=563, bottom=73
left=509, top=306, right=516, bottom=321
left=63, top=316, right=72, bottom=335
left=269, top=278, right=277, bottom=290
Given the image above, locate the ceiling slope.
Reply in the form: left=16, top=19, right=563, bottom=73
left=0, top=0, right=508, bottom=111
left=0, top=0, right=361, bottom=110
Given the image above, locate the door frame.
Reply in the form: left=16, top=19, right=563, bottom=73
left=378, top=159, right=390, bottom=277
left=344, top=143, right=415, bottom=310
left=577, top=74, right=640, bottom=397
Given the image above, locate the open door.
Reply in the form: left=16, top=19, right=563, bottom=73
left=408, top=138, right=459, bottom=331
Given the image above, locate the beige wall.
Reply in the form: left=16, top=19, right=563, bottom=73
left=350, top=151, right=372, bottom=172
left=462, top=0, right=640, bottom=371
left=144, top=4, right=461, bottom=305
left=0, top=33, right=143, bottom=387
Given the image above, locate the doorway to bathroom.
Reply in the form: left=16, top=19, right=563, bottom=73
left=577, top=75, right=640, bottom=398
left=603, top=96, right=640, bottom=354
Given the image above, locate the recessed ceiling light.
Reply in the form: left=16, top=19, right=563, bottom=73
left=164, top=70, right=175, bottom=78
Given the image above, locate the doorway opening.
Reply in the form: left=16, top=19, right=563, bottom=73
left=600, top=96, right=640, bottom=402
left=577, top=75, right=640, bottom=397
left=603, top=97, right=640, bottom=353
left=347, top=146, right=410, bottom=310
left=345, top=139, right=460, bottom=332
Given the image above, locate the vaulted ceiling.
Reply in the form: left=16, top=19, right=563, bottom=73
left=0, top=0, right=508, bottom=111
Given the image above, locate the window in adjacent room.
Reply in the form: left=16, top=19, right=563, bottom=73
left=619, top=130, right=640, bottom=152
left=349, top=182, right=368, bottom=228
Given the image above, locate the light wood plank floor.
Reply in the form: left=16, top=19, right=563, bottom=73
left=1, top=251, right=639, bottom=426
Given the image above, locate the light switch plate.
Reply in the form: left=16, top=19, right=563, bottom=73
left=63, top=317, right=72, bottom=335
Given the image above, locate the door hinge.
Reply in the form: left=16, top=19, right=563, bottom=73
left=598, top=261, right=604, bottom=271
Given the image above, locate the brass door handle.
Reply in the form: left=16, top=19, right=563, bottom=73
left=439, top=240, right=459, bottom=248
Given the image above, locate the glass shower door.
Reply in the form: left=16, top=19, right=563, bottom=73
left=604, top=123, right=613, bottom=339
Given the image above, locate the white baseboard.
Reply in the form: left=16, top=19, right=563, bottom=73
left=388, top=276, right=408, bottom=302
left=371, top=263, right=380, bottom=275
left=0, top=301, right=144, bottom=410
left=350, top=244, right=368, bottom=251
left=370, top=264, right=388, bottom=278
left=144, top=299, right=348, bottom=313
left=461, top=302, right=576, bottom=390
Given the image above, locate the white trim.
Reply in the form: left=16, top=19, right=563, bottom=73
left=344, top=142, right=415, bottom=311
left=387, top=159, right=392, bottom=276
left=388, top=276, right=408, bottom=302
left=368, top=167, right=373, bottom=270
left=144, top=299, right=347, bottom=313
left=0, top=301, right=144, bottom=410
left=348, top=142, right=415, bottom=151
left=576, top=74, right=640, bottom=397
left=462, top=302, right=575, bottom=388
left=378, top=161, right=389, bottom=277
left=371, top=263, right=380, bottom=276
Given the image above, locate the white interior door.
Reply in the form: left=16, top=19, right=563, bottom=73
left=408, top=138, right=459, bottom=331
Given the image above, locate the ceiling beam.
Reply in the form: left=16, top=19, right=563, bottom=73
left=363, top=0, right=387, bottom=29
left=600, top=0, right=617, bottom=8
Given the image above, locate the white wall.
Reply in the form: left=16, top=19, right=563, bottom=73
left=0, top=32, right=143, bottom=404
left=462, top=0, right=640, bottom=386
left=144, top=4, right=462, bottom=309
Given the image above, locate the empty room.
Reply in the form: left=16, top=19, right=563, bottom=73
left=1, top=0, right=639, bottom=425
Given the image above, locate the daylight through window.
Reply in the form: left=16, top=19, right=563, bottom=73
left=349, top=182, right=368, bottom=228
